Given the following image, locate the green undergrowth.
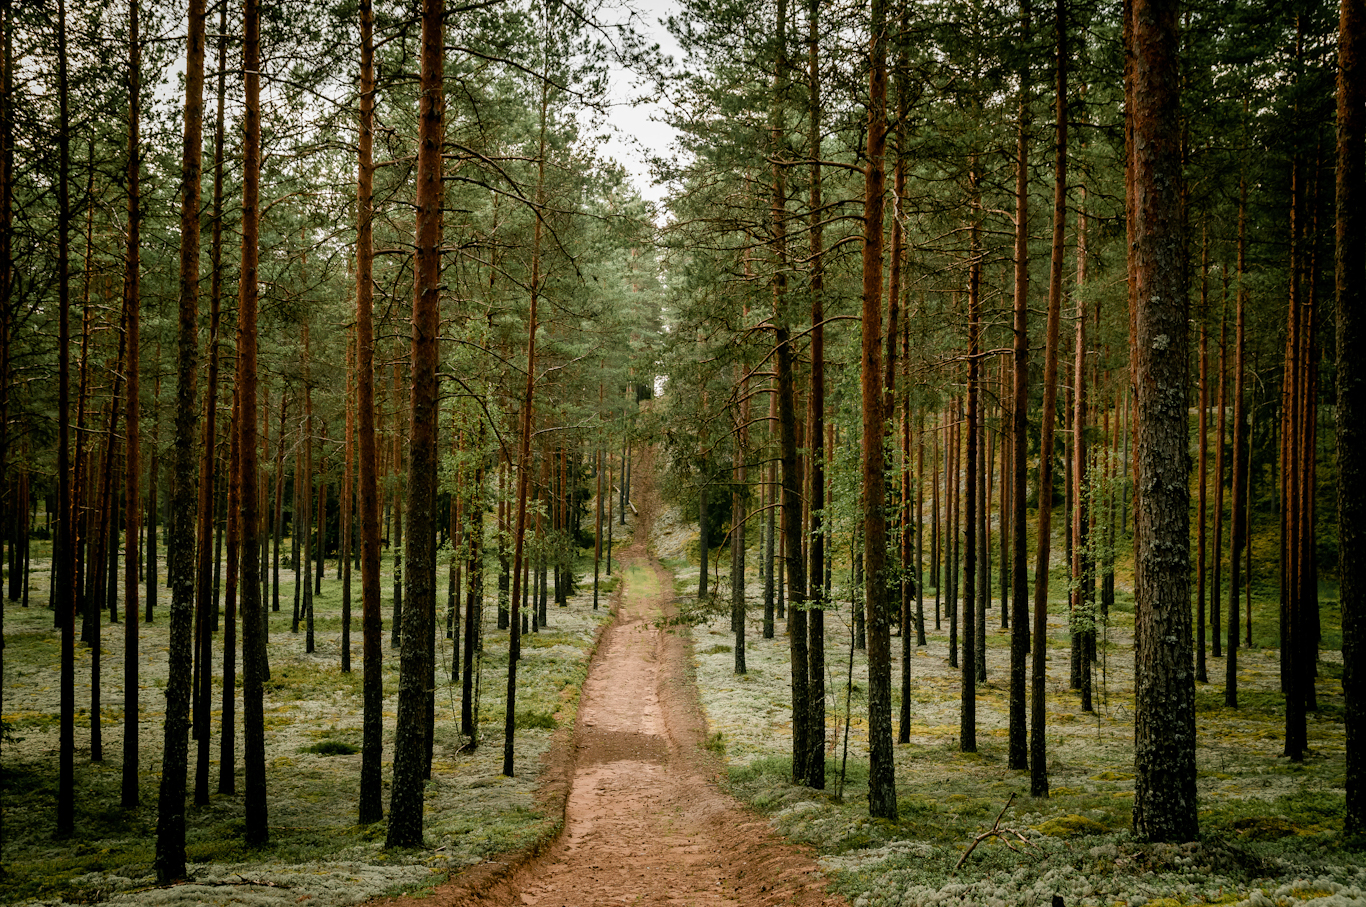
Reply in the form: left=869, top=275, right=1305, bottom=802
left=0, top=551, right=614, bottom=907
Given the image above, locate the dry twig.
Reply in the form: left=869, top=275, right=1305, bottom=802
left=952, top=793, right=1040, bottom=874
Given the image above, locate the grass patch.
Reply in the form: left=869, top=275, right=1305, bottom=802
left=302, top=739, right=360, bottom=756
left=514, top=710, right=557, bottom=730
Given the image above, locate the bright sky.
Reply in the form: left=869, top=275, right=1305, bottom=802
left=600, top=0, right=683, bottom=206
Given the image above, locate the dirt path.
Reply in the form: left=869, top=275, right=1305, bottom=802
left=398, top=449, right=844, bottom=907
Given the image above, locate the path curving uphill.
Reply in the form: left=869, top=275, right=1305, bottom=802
left=389, top=446, right=844, bottom=907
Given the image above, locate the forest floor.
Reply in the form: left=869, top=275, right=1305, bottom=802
left=0, top=526, right=617, bottom=904
left=651, top=502, right=1366, bottom=905
left=4, top=441, right=1366, bottom=907
left=374, top=443, right=844, bottom=906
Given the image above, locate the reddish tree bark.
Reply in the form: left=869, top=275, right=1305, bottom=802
left=1130, top=0, right=1196, bottom=843
left=387, top=0, right=442, bottom=845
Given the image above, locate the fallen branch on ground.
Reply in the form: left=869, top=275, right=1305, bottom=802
left=952, top=793, right=1040, bottom=874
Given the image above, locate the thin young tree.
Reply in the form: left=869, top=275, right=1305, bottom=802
left=504, top=25, right=550, bottom=778
left=770, top=0, right=810, bottom=787
left=55, top=0, right=76, bottom=839
left=1130, top=0, right=1196, bottom=843
left=1008, top=0, right=1032, bottom=774
left=120, top=0, right=141, bottom=810
left=1030, top=0, right=1067, bottom=798
left=961, top=165, right=981, bottom=754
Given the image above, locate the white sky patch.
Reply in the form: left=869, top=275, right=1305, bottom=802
left=601, top=0, right=684, bottom=206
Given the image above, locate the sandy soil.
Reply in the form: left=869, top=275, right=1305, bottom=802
left=382, top=448, right=845, bottom=907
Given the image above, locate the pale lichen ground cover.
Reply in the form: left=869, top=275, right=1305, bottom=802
left=0, top=525, right=622, bottom=906
left=666, top=508, right=1363, bottom=907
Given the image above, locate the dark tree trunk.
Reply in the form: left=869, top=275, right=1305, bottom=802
left=343, top=332, right=355, bottom=672
left=56, top=0, right=73, bottom=826
left=1031, top=0, right=1067, bottom=799
left=1335, top=0, right=1363, bottom=832
left=386, top=0, right=441, bottom=844
left=1212, top=293, right=1228, bottom=665
left=1130, top=0, right=1197, bottom=844
left=764, top=392, right=776, bottom=639
left=237, top=0, right=268, bottom=846
left=155, top=0, right=203, bottom=876
left=355, top=0, right=382, bottom=826
left=146, top=390, right=159, bottom=624
left=273, top=395, right=286, bottom=614
left=862, top=0, right=896, bottom=820
left=120, top=0, right=142, bottom=804
left=806, top=0, right=826, bottom=787
left=1229, top=183, right=1251, bottom=710
left=1196, top=245, right=1209, bottom=684
left=505, top=64, right=547, bottom=780
left=962, top=165, right=981, bottom=753
left=219, top=383, right=240, bottom=795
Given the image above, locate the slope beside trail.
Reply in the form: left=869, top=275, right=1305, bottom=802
left=387, top=447, right=845, bottom=907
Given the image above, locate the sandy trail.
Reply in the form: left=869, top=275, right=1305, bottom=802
left=392, top=448, right=843, bottom=907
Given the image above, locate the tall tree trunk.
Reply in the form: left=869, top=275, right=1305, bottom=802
left=1010, top=0, right=1027, bottom=770
left=764, top=391, right=776, bottom=639
left=273, top=395, right=286, bottom=615
left=236, top=0, right=268, bottom=844
left=504, top=57, right=548, bottom=779
left=1073, top=184, right=1092, bottom=711
left=1227, top=186, right=1248, bottom=710
left=219, top=383, right=241, bottom=795
left=1196, top=237, right=1209, bottom=683
left=192, top=6, right=228, bottom=802
left=862, top=0, right=896, bottom=820
left=121, top=0, right=141, bottom=806
left=1130, top=0, right=1196, bottom=843
left=806, top=0, right=826, bottom=788
left=303, top=325, right=315, bottom=653
left=1031, top=0, right=1067, bottom=799
left=1336, top=0, right=1363, bottom=833
left=146, top=366, right=160, bottom=624
left=769, top=0, right=809, bottom=788
left=962, top=168, right=980, bottom=753
left=155, top=0, right=204, bottom=876
left=387, top=0, right=441, bottom=844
